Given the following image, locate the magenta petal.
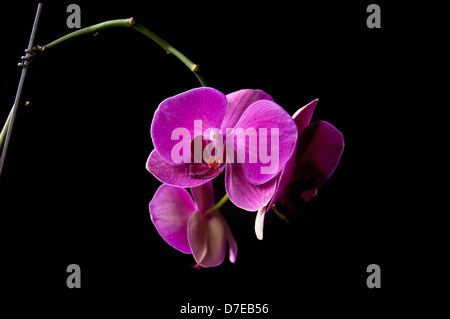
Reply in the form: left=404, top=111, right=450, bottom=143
left=294, top=120, right=344, bottom=197
left=221, top=89, right=274, bottom=130
left=185, top=162, right=225, bottom=180
left=149, top=185, right=196, bottom=254
left=293, top=99, right=318, bottom=136
left=190, top=181, right=215, bottom=213
left=190, top=181, right=238, bottom=264
left=146, top=150, right=210, bottom=188
left=301, top=189, right=318, bottom=202
left=265, top=99, right=319, bottom=210
left=151, top=87, right=228, bottom=165
left=231, top=100, right=298, bottom=185
left=215, top=212, right=238, bottom=263
left=254, top=99, right=319, bottom=240
left=187, top=211, right=227, bottom=268
left=225, top=163, right=278, bottom=211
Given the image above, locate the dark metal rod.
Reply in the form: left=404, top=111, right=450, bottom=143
left=0, top=3, right=43, bottom=178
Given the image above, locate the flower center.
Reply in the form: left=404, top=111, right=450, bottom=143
left=187, top=130, right=225, bottom=179
left=204, top=155, right=222, bottom=169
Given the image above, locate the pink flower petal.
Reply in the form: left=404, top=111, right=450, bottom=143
left=146, top=150, right=211, bottom=188
left=221, top=89, right=274, bottom=130
left=301, top=188, right=318, bottom=202
left=187, top=211, right=227, bottom=268
left=225, top=162, right=278, bottom=211
left=190, top=181, right=215, bottom=214
left=294, top=120, right=344, bottom=200
left=151, top=87, right=228, bottom=165
left=215, top=212, right=238, bottom=263
left=293, top=99, right=318, bottom=136
left=149, top=185, right=196, bottom=254
left=254, top=99, right=318, bottom=240
left=231, top=99, right=298, bottom=185
left=190, top=182, right=238, bottom=264
left=265, top=99, right=319, bottom=209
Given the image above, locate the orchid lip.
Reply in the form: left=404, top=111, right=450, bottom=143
left=186, top=163, right=223, bottom=179
left=188, top=130, right=226, bottom=177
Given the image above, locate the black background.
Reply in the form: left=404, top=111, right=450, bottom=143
left=0, top=0, right=424, bottom=317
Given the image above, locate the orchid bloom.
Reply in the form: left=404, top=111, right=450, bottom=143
left=255, top=99, right=344, bottom=240
left=146, top=87, right=298, bottom=211
left=149, top=181, right=238, bottom=268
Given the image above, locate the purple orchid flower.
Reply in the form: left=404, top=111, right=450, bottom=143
left=255, top=99, right=344, bottom=240
left=149, top=181, right=238, bottom=268
left=146, top=87, right=298, bottom=211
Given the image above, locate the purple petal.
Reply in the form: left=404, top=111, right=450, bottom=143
left=230, top=100, right=298, bottom=185
left=255, top=99, right=318, bottom=240
left=190, top=181, right=215, bottom=214
left=151, top=87, right=228, bottom=165
left=187, top=211, right=227, bottom=268
left=215, top=212, right=238, bottom=263
left=221, top=89, right=273, bottom=131
left=225, top=163, right=278, bottom=211
left=149, top=185, right=196, bottom=254
left=185, top=162, right=225, bottom=180
left=293, top=99, right=318, bottom=136
left=146, top=150, right=211, bottom=188
left=191, top=183, right=238, bottom=264
left=265, top=99, right=319, bottom=209
left=294, top=120, right=344, bottom=200
left=301, top=189, right=318, bottom=202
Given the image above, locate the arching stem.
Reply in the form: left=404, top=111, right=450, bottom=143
left=1, top=16, right=208, bottom=159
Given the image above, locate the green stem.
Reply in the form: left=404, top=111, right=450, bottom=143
left=272, top=204, right=290, bottom=223
left=40, top=17, right=207, bottom=86
left=132, top=24, right=199, bottom=73
left=42, top=18, right=135, bottom=49
left=1, top=17, right=208, bottom=151
left=204, top=194, right=229, bottom=215
left=193, top=72, right=208, bottom=87
left=0, top=106, right=14, bottom=151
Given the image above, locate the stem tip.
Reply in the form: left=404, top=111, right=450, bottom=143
left=128, top=17, right=135, bottom=26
